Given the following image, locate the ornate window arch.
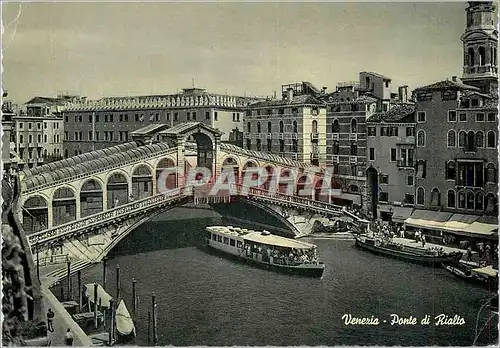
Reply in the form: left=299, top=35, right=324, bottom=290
left=487, top=131, right=496, bottom=148
left=475, top=131, right=484, bottom=148
left=446, top=161, right=456, bottom=180
left=431, top=187, right=441, bottom=207
left=447, top=130, right=456, bottom=147
left=293, top=121, right=298, bottom=133
left=447, top=190, right=456, bottom=208
left=458, top=190, right=465, bottom=209
left=486, top=163, right=496, bottom=183
left=279, top=121, right=284, bottom=133
left=466, top=190, right=474, bottom=209
left=417, top=130, right=425, bottom=147
left=332, top=119, right=340, bottom=133
left=267, top=121, right=272, bottom=133
left=458, top=131, right=467, bottom=147
left=475, top=192, right=484, bottom=211
left=351, top=119, right=357, bottom=133
left=416, top=187, right=425, bottom=205
left=247, top=122, right=251, bottom=133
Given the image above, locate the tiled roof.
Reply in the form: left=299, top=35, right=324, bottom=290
left=249, top=95, right=323, bottom=108
left=367, top=103, right=415, bottom=123
left=354, top=95, right=378, bottom=104
left=361, top=71, right=391, bottom=81
left=131, top=124, right=170, bottom=136
left=414, top=79, right=480, bottom=92
left=21, top=142, right=139, bottom=178
left=22, top=142, right=173, bottom=190
left=25, top=96, right=68, bottom=106
left=159, top=122, right=223, bottom=136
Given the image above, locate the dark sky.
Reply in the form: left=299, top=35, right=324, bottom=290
left=2, top=1, right=470, bottom=104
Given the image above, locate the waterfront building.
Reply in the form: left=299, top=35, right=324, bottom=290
left=10, top=96, right=70, bottom=170
left=2, top=94, right=16, bottom=173
left=243, top=82, right=327, bottom=166
left=62, top=88, right=258, bottom=156
left=365, top=100, right=416, bottom=222
left=407, top=1, right=498, bottom=241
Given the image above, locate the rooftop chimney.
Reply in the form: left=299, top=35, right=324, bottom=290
left=398, top=85, right=408, bottom=103
left=322, top=87, right=327, bottom=94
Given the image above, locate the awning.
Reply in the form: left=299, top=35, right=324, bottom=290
left=392, top=207, right=414, bottom=223
left=463, top=222, right=498, bottom=236
left=441, top=214, right=480, bottom=232
left=404, top=210, right=453, bottom=230
left=332, top=192, right=361, bottom=205
left=471, top=266, right=498, bottom=278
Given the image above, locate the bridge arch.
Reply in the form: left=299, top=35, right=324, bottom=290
left=22, top=195, right=49, bottom=234
left=106, top=171, right=129, bottom=208
left=155, top=157, right=177, bottom=192
left=221, top=156, right=240, bottom=184
left=52, top=186, right=77, bottom=227
left=262, top=164, right=277, bottom=191
left=132, top=164, right=153, bottom=200
left=80, top=179, right=104, bottom=218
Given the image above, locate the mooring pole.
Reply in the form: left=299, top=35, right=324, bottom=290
left=66, top=260, right=72, bottom=300
left=132, top=278, right=137, bottom=320
left=102, top=257, right=107, bottom=290
left=98, top=298, right=102, bottom=326
left=116, top=265, right=120, bottom=301
left=147, top=311, right=151, bottom=344
left=152, top=294, right=158, bottom=346
left=94, top=283, right=98, bottom=330
left=108, top=299, right=115, bottom=346
left=77, top=270, right=82, bottom=312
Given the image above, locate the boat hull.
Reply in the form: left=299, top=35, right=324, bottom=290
left=443, top=263, right=499, bottom=291
left=355, top=237, right=462, bottom=266
left=205, top=244, right=325, bottom=278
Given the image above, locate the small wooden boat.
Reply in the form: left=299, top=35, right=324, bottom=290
left=443, top=263, right=498, bottom=291
left=115, top=300, right=136, bottom=340
left=355, top=235, right=463, bottom=266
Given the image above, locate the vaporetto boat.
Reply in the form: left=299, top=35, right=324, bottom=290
left=205, top=226, right=325, bottom=278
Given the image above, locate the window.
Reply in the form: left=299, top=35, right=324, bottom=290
left=257, top=122, right=261, bottom=133
left=332, top=141, right=339, bottom=155
left=389, top=127, right=398, bottom=137
left=214, top=112, right=218, bottom=121
left=223, top=237, right=229, bottom=245
left=406, top=127, right=415, bottom=137
left=379, top=192, right=388, bottom=202
left=65, top=116, right=68, bottom=123
left=256, top=139, right=261, bottom=151
left=475, top=131, right=484, bottom=148
left=466, top=191, right=474, bottom=209
left=471, top=99, right=479, bottom=107
left=459, top=113, right=466, bottom=122
left=487, top=113, right=496, bottom=122
left=279, top=121, right=284, bottom=133
left=475, top=192, right=483, bottom=211
left=487, top=131, right=496, bottom=148
left=447, top=190, right=456, bottom=208
left=417, top=111, right=426, bottom=123
left=247, top=122, right=251, bottom=133
left=28, top=135, right=33, bottom=143
left=105, top=114, right=108, bottom=122
left=205, top=111, right=210, bottom=120
left=466, top=131, right=475, bottom=152
left=369, top=148, right=375, bottom=161
left=367, top=127, right=376, bottom=136
left=267, top=140, right=272, bottom=151
left=293, top=121, right=298, bottom=133
left=448, top=111, right=457, bottom=122
left=292, top=139, right=298, bottom=152
left=268, top=122, right=272, bottom=133
left=476, top=113, right=485, bottom=122
left=333, top=120, right=340, bottom=133
left=28, top=123, right=32, bottom=129
left=407, top=175, right=414, bottom=186
left=246, top=139, right=251, bottom=150
left=350, top=143, right=357, bottom=156
left=390, top=148, right=396, bottom=161
left=431, top=188, right=441, bottom=207
left=380, top=127, right=388, bottom=137
left=404, top=194, right=415, bottom=205
left=447, top=130, right=456, bottom=147
left=417, top=130, right=425, bottom=146
left=350, top=164, right=357, bottom=177
left=229, top=239, right=235, bottom=246
left=95, top=132, right=100, bottom=141
left=486, top=163, right=496, bottom=183
left=187, top=112, right=191, bottom=120
left=446, top=161, right=456, bottom=180
left=380, top=174, right=388, bottom=184
left=479, top=46, right=486, bottom=66
left=279, top=140, right=284, bottom=152
left=89, top=131, right=93, bottom=141
left=416, top=160, right=426, bottom=178
left=458, top=131, right=466, bottom=148
left=174, top=113, right=179, bottom=121
left=350, top=119, right=357, bottom=133
left=37, top=123, right=41, bottom=130
left=63, top=133, right=67, bottom=141
left=416, top=187, right=425, bottom=205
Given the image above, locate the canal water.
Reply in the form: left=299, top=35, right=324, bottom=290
left=75, top=206, right=497, bottom=346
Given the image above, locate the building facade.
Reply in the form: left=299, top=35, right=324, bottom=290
left=62, top=88, right=257, bottom=156
left=365, top=102, right=416, bottom=221
left=244, top=83, right=327, bottom=166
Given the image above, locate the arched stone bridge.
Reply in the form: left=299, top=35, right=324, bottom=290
left=16, top=122, right=366, bottom=264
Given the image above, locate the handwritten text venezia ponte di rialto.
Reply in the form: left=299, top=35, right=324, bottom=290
left=341, top=314, right=465, bottom=326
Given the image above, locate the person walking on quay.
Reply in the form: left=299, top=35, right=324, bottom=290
left=467, top=245, right=472, bottom=261
left=478, top=243, right=484, bottom=259
left=64, top=329, right=74, bottom=346
left=46, top=308, right=55, bottom=332
left=421, top=234, right=426, bottom=248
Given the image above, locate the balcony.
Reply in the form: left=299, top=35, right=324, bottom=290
left=397, top=160, right=414, bottom=168
left=278, top=133, right=284, bottom=140
left=332, top=133, right=339, bottom=140
left=349, top=156, right=357, bottom=164
left=310, top=153, right=319, bottom=160
left=244, top=133, right=251, bottom=139
left=290, top=153, right=298, bottom=160
left=266, top=133, right=272, bottom=139
left=332, top=155, right=340, bottom=163
left=349, top=133, right=357, bottom=141
left=292, top=133, right=298, bottom=140
left=310, top=133, right=319, bottom=141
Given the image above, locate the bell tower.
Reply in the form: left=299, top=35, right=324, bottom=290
left=461, top=1, right=498, bottom=94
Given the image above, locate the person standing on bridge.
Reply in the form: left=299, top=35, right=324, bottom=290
left=64, top=329, right=74, bottom=346
left=46, top=308, right=55, bottom=332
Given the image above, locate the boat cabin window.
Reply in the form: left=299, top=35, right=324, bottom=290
left=229, top=238, right=235, bottom=246
left=217, top=235, right=222, bottom=243
left=236, top=240, right=243, bottom=248
left=212, top=233, right=216, bottom=241
left=223, top=237, right=229, bottom=244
